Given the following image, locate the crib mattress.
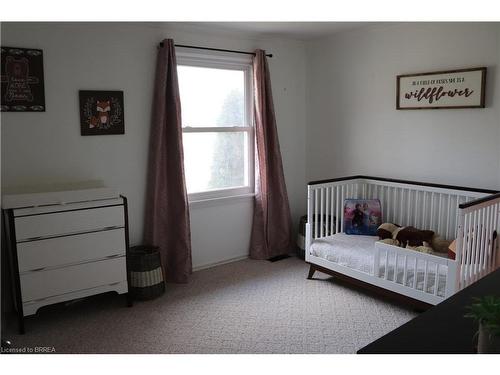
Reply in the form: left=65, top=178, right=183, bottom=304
left=310, top=233, right=448, bottom=297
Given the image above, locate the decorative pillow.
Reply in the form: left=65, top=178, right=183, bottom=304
left=344, top=199, right=382, bottom=236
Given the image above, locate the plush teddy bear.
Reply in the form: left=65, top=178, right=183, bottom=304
left=406, top=244, right=434, bottom=254
left=376, top=222, right=435, bottom=251
left=393, top=226, right=434, bottom=247
left=376, top=223, right=400, bottom=240
left=378, top=238, right=400, bottom=246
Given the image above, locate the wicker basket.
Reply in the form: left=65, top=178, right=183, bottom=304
left=128, top=245, right=165, bottom=300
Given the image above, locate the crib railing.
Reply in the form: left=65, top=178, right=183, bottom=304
left=307, top=176, right=491, bottom=241
left=456, top=193, right=500, bottom=289
left=374, top=241, right=457, bottom=303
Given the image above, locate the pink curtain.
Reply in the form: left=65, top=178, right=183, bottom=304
left=144, top=39, right=192, bottom=283
left=250, top=49, right=293, bottom=260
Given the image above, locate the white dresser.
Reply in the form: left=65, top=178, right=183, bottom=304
left=2, top=188, right=131, bottom=333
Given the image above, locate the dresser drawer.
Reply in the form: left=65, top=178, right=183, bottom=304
left=17, top=228, right=126, bottom=273
left=20, top=256, right=127, bottom=302
left=14, top=205, right=124, bottom=241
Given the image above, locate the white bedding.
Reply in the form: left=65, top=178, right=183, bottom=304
left=310, top=233, right=448, bottom=297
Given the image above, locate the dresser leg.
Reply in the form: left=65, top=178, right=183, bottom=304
left=126, top=293, right=133, bottom=307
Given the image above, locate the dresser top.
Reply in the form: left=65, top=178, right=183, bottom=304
left=2, top=187, right=120, bottom=209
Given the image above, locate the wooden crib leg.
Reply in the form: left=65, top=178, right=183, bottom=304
left=307, top=264, right=316, bottom=279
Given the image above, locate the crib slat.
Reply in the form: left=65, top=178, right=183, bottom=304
left=474, top=209, right=482, bottom=281
left=386, top=187, right=391, bottom=223
left=465, top=211, right=473, bottom=285
left=430, top=192, right=435, bottom=230
left=394, top=253, right=399, bottom=282
left=314, top=189, right=318, bottom=239
left=469, top=210, right=478, bottom=283
left=414, top=191, right=419, bottom=227
left=336, top=186, right=340, bottom=234
left=486, top=206, right=495, bottom=272
left=423, top=260, right=429, bottom=293
left=480, top=205, right=490, bottom=277
left=476, top=207, right=487, bottom=280
left=437, top=193, right=443, bottom=236
left=487, top=204, right=496, bottom=272
left=434, top=263, right=439, bottom=296
left=423, top=191, right=427, bottom=229
left=461, top=212, right=469, bottom=285
left=397, top=188, right=404, bottom=225
left=446, top=195, right=451, bottom=239
left=413, top=258, right=418, bottom=289
left=320, top=188, right=324, bottom=237
left=340, top=185, right=345, bottom=233
left=406, top=190, right=411, bottom=227
left=384, top=250, right=389, bottom=280
left=393, top=188, right=397, bottom=222
left=403, top=255, right=408, bottom=286
left=330, top=187, right=334, bottom=235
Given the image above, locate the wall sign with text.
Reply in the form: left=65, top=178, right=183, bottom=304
left=396, top=67, right=486, bottom=110
left=0, top=46, right=45, bottom=112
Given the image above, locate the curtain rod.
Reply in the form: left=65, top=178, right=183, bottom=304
left=158, top=42, right=273, bottom=58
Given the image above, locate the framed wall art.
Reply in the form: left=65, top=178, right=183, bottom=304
left=79, top=90, right=125, bottom=135
left=396, top=67, right=486, bottom=110
left=1, top=46, right=46, bottom=112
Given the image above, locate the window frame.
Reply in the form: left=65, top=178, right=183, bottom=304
left=176, top=51, right=255, bottom=202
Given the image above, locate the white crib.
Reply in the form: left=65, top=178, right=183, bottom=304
left=305, top=176, right=500, bottom=307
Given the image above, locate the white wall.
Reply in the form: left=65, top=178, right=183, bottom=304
left=0, top=23, right=308, bottom=270
left=306, top=23, right=500, bottom=190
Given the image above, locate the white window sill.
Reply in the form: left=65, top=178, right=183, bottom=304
left=188, top=193, right=255, bottom=209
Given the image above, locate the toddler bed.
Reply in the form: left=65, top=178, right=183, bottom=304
left=305, top=176, right=500, bottom=307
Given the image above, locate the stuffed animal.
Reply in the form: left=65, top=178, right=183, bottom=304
left=376, top=222, right=435, bottom=251
left=393, top=226, right=434, bottom=247
left=406, top=244, right=434, bottom=254
left=376, top=223, right=400, bottom=240
left=378, top=238, right=400, bottom=246
left=430, top=234, right=453, bottom=253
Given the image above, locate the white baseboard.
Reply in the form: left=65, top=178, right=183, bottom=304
left=193, top=255, right=249, bottom=272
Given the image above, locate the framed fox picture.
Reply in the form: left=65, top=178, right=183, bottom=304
left=79, top=90, right=125, bottom=135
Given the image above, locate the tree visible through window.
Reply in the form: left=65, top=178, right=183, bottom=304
left=210, top=89, right=245, bottom=189
left=177, top=58, right=253, bottom=199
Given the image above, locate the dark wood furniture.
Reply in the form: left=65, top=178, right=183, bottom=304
left=357, top=267, right=500, bottom=354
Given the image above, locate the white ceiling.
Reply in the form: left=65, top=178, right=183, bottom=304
left=183, top=22, right=376, bottom=41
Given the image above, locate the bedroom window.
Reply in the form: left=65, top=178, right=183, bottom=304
left=177, top=53, right=254, bottom=201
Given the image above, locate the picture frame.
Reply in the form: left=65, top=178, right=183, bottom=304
left=396, top=67, right=486, bottom=110
left=1, top=46, right=46, bottom=112
left=79, top=90, right=125, bottom=135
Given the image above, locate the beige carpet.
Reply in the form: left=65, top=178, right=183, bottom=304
left=3, top=257, right=417, bottom=353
